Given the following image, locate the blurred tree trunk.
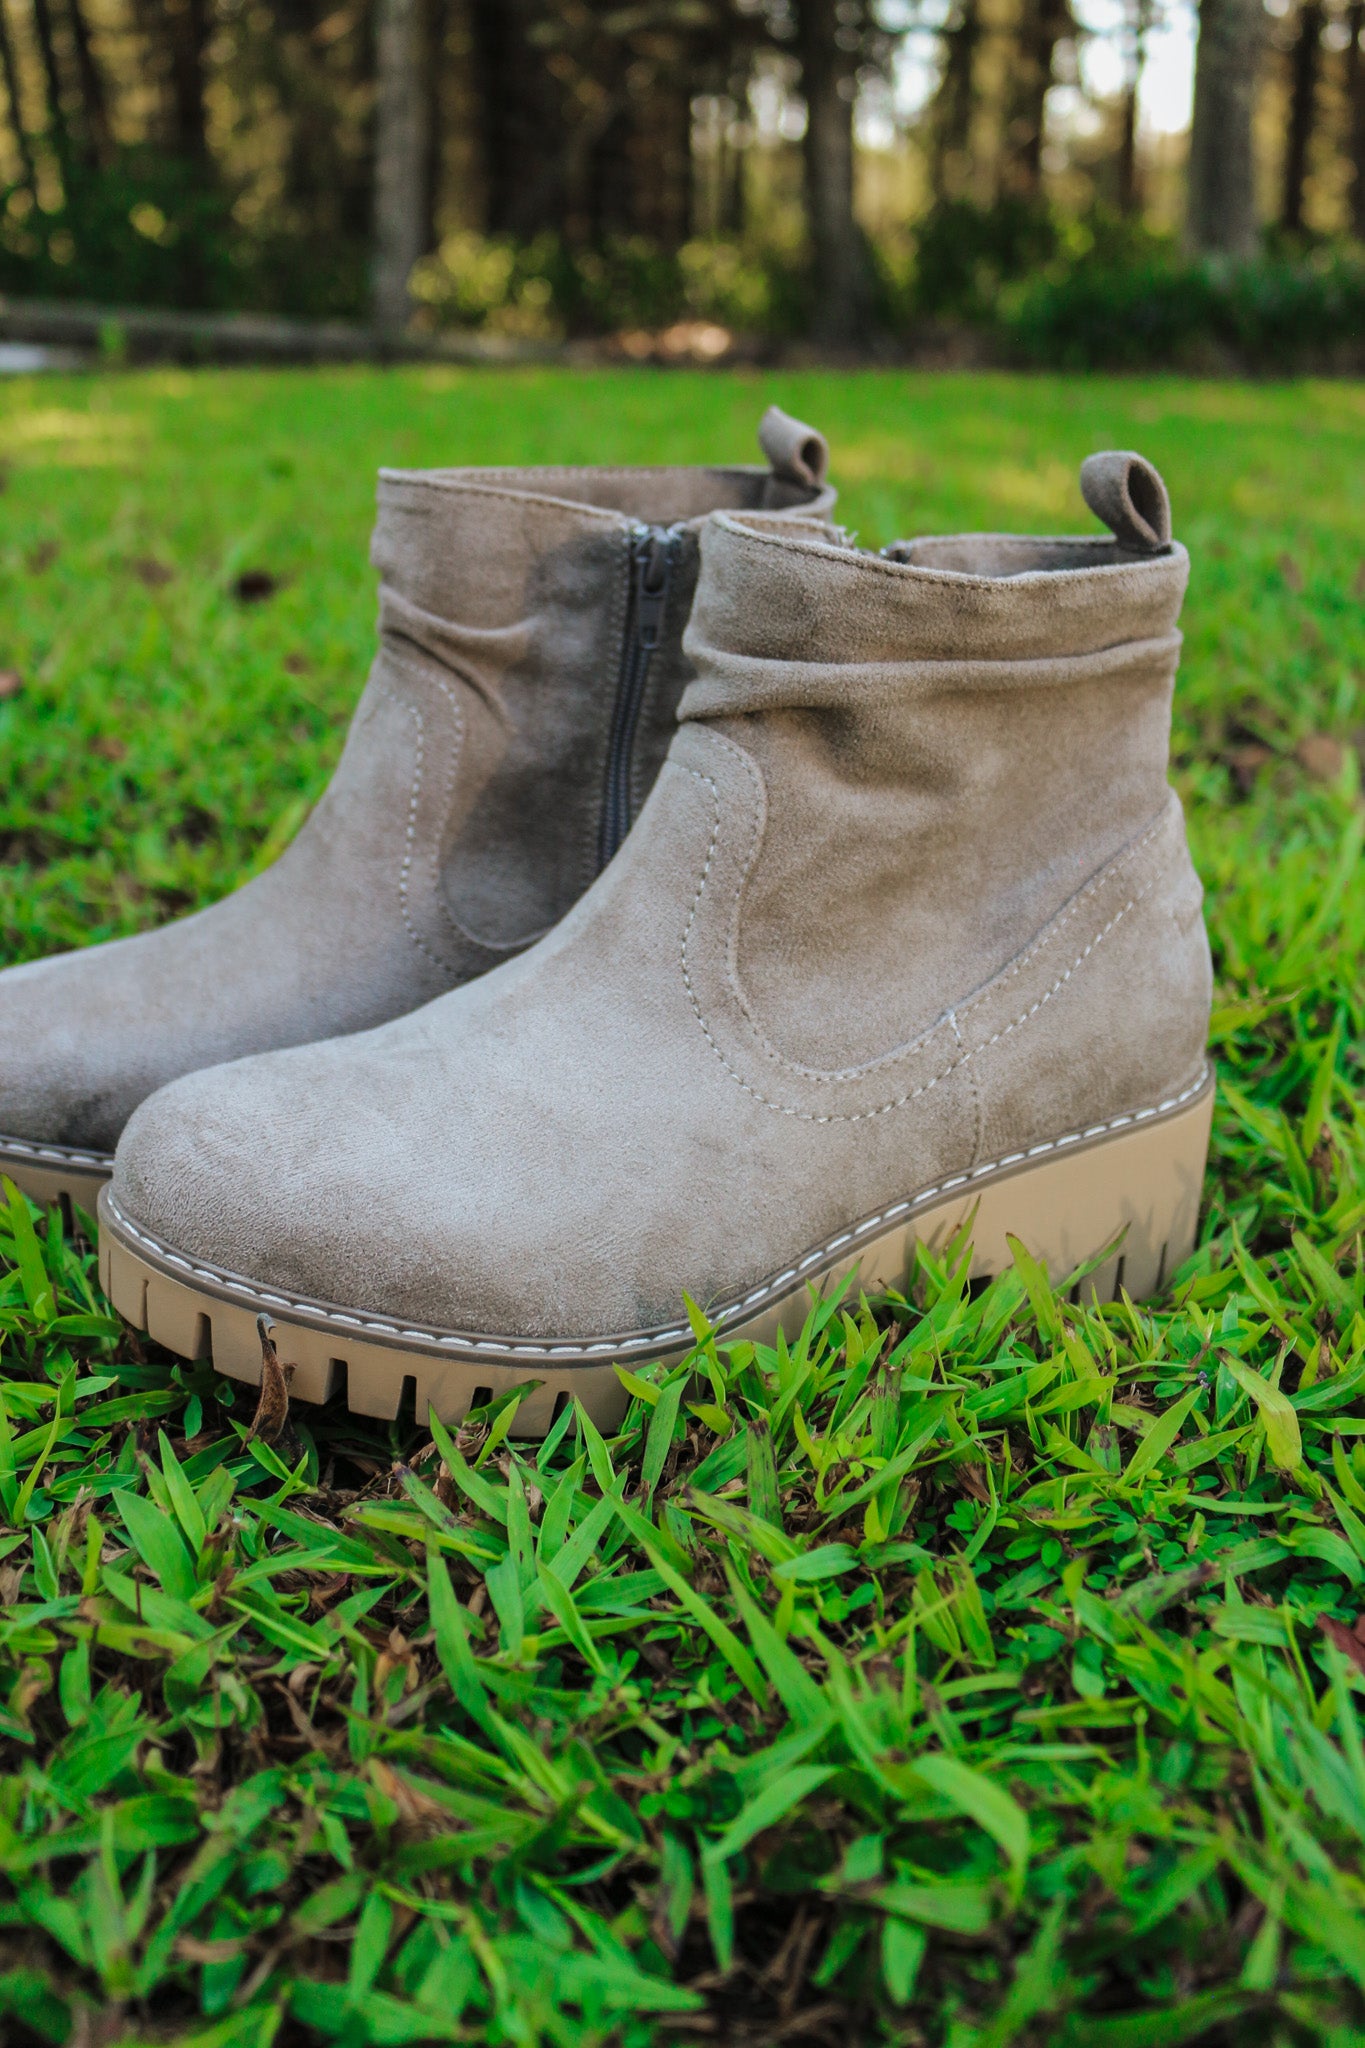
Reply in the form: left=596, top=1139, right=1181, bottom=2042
left=720, top=111, right=746, bottom=235
left=1117, top=0, right=1152, bottom=214
left=795, top=0, right=870, bottom=345
left=0, top=0, right=35, bottom=184
left=1280, top=0, right=1322, bottom=230
left=163, top=0, right=210, bottom=159
left=65, top=0, right=111, bottom=162
left=468, top=0, right=565, bottom=236
left=931, top=0, right=981, bottom=198
left=29, top=0, right=70, bottom=153
left=1002, top=0, right=1072, bottom=198
left=1186, top=0, right=1264, bottom=257
left=628, top=75, right=692, bottom=246
left=1349, top=1, right=1365, bottom=238
left=586, top=98, right=630, bottom=241
left=373, top=0, right=429, bottom=329
left=423, top=0, right=445, bottom=250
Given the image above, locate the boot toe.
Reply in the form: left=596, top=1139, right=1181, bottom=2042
left=110, top=1032, right=508, bottom=1330
left=109, top=1018, right=668, bottom=1342
left=113, top=1044, right=340, bottom=1291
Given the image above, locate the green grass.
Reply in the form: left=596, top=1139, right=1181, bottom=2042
left=0, top=366, right=1362, bottom=2048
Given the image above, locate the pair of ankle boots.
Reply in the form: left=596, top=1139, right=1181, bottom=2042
left=1, top=407, right=1213, bottom=1436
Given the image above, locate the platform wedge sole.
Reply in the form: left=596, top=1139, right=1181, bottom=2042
left=97, top=1066, right=1213, bottom=1438
left=2, top=1135, right=113, bottom=1215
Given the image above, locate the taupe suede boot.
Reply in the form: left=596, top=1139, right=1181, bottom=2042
left=101, top=452, right=1213, bottom=1436
left=0, top=408, right=834, bottom=1208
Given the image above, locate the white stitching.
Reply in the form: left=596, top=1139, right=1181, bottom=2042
left=0, top=1136, right=112, bottom=1170
left=685, top=738, right=1171, bottom=1088
left=393, top=696, right=453, bottom=976
left=412, top=665, right=465, bottom=957
left=388, top=672, right=525, bottom=971
left=378, top=472, right=634, bottom=524
left=952, top=1007, right=983, bottom=1170
left=103, top=1065, right=1209, bottom=1362
left=382, top=649, right=554, bottom=960
left=681, top=764, right=1165, bottom=1124
left=950, top=820, right=1164, bottom=1034
left=711, top=509, right=1188, bottom=594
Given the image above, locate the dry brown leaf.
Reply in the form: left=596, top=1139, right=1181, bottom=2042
left=1277, top=553, right=1304, bottom=593
left=131, top=556, right=174, bottom=588
left=374, top=1626, right=419, bottom=1701
left=232, top=568, right=282, bottom=603
left=277, top=1683, right=319, bottom=1744
left=175, top=1935, right=249, bottom=1964
left=1318, top=1614, right=1365, bottom=1676
left=246, top=1315, right=294, bottom=1443
left=0, top=670, right=22, bottom=701
left=11, top=1664, right=50, bottom=1719
left=1296, top=732, right=1345, bottom=783
left=1223, top=741, right=1274, bottom=795
left=370, top=1757, right=448, bottom=1824
left=65, top=2010, right=129, bottom=2048
left=307, top=1572, right=352, bottom=1615
left=955, top=1461, right=992, bottom=1504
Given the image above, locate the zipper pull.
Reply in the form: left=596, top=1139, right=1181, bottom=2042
left=633, top=528, right=673, bottom=650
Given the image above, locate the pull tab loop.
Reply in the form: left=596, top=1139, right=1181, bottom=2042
left=1079, top=451, right=1172, bottom=552
left=758, top=405, right=830, bottom=490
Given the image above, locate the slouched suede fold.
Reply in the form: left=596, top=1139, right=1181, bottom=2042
left=0, top=410, right=835, bottom=1188
left=107, top=454, right=1212, bottom=1392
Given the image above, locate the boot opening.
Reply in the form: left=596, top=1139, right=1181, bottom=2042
left=884, top=534, right=1156, bottom=578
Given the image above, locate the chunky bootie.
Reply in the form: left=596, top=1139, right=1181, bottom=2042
left=0, top=408, right=833, bottom=1208
left=101, top=452, right=1212, bottom=1435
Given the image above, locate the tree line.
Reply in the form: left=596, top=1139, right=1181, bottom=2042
left=0, top=0, right=1362, bottom=340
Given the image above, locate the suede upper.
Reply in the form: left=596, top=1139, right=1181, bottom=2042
left=0, top=410, right=834, bottom=1156
left=111, top=457, right=1213, bottom=1344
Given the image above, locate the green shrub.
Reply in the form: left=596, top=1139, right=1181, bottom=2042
left=678, top=236, right=806, bottom=337
left=0, top=151, right=238, bottom=310
left=412, top=231, right=688, bottom=338
left=0, top=150, right=369, bottom=317
left=412, top=230, right=808, bottom=341
left=1217, top=244, right=1365, bottom=368
left=1002, top=255, right=1217, bottom=369
left=1005, top=241, right=1365, bottom=372
left=410, top=230, right=567, bottom=337
left=911, top=195, right=1065, bottom=321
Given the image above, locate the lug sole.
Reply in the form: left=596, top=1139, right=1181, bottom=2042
left=1, top=1134, right=113, bottom=1215
left=96, top=1067, right=1213, bottom=1437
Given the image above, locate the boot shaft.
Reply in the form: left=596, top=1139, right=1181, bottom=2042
left=678, top=453, right=1192, bottom=1069
left=336, top=409, right=835, bottom=957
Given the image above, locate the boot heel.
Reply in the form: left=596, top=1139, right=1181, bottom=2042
left=2, top=1139, right=111, bottom=1216
left=911, top=1070, right=1214, bottom=1302
left=731, top=1069, right=1214, bottom=1351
